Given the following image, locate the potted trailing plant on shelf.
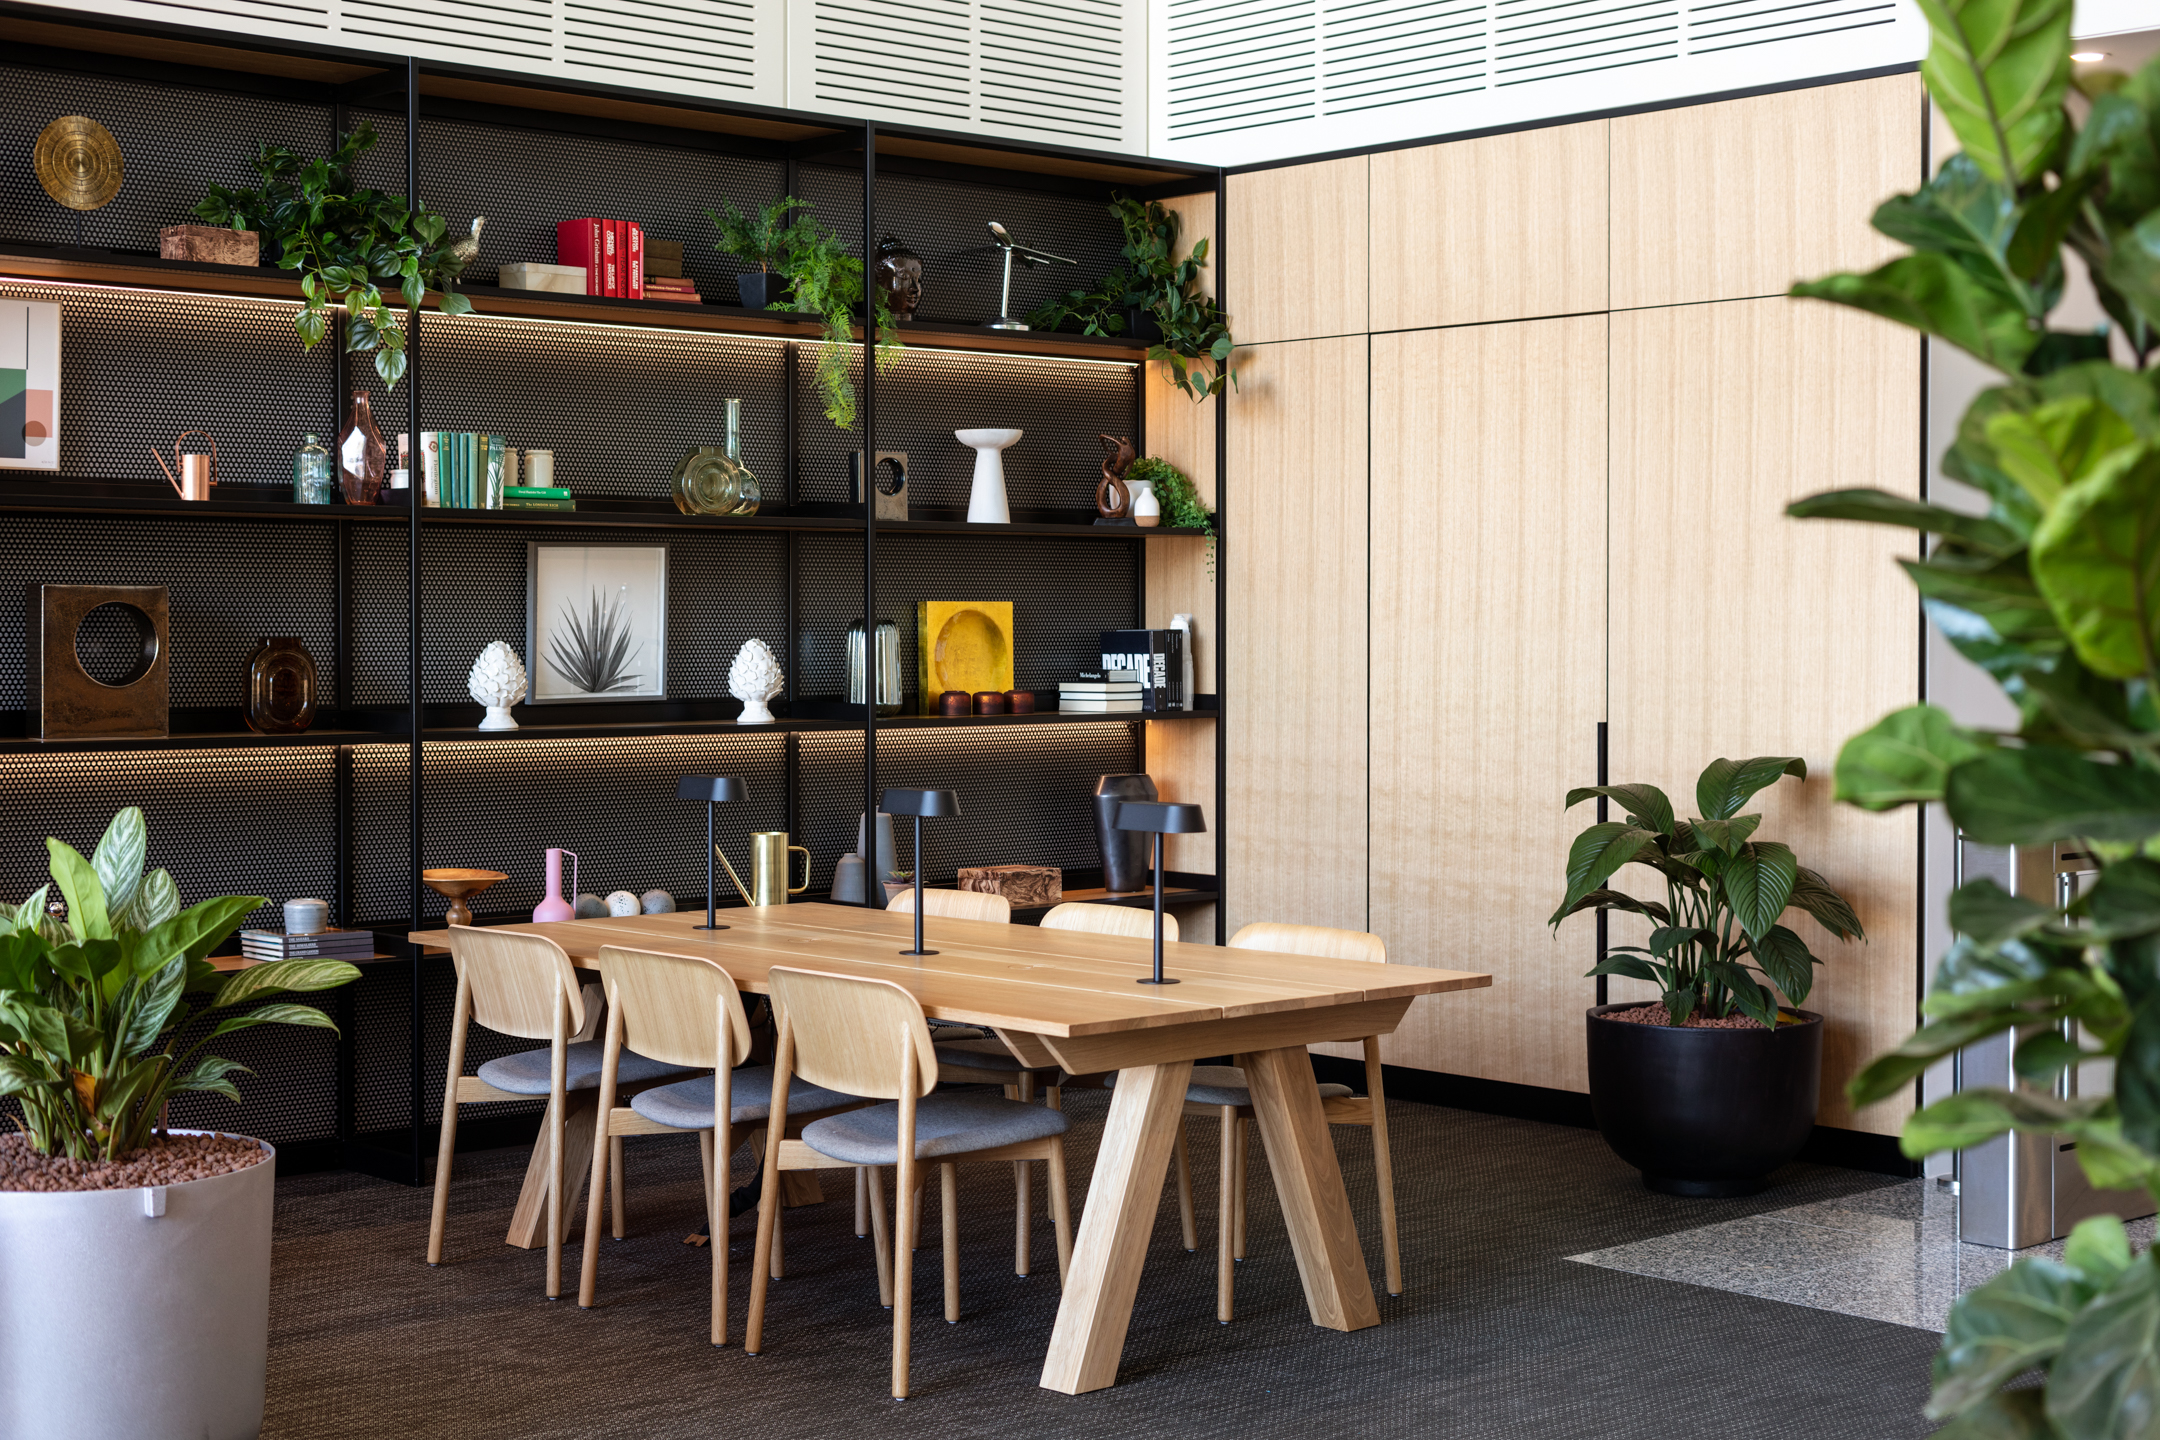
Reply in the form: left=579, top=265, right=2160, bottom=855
left=1127, top=456, right=1216, bottom=575
left=775, top=206, right=900, bottom=431
left=1551, top=757, right=1865, bottom=1195
left=195, top=121, right=476, bottom=388
left=1783, top=9, right=2160, bottom=1434
left=0, top=807, right=359, bottom=1439
left=709, top=195, right=808, bottom=310
left=1029, top=195, right=1236, bottom=401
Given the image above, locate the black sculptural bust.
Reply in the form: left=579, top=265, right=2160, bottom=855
left=874, top=235, right=923, bottom=320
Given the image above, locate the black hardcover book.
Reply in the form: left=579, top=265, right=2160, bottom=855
left=1100, top=630, right=1178, bottom=712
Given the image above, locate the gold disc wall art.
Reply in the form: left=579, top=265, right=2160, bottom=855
left=33, top=116, right=124, bottom=212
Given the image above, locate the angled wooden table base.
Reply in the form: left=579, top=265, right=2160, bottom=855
left=411, top=904, right=1488, bottom=1393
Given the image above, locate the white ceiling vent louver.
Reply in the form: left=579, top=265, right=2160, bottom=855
left=1320, top=0, right=1487, bottom=116
left=789, top=0, right=1144, bottom=150
left=1164, top=0, right=1317, bottom=143
left=1685, top=0, right=1899, bottom=55
left=1494, top=0, right=1680, bottom=88
left=341, top=0, right=555, bottom=64
left=560, top=0, right=770, bottom=95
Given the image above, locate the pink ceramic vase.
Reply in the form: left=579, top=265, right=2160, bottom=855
left=533, top=848, right=578, bottom=923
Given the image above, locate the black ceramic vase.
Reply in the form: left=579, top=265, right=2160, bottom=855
left=736, top=272, right=791, bottom=310
left=1585, top=1002, right=1822, bottom=1197
left=1094, top=774, right=1157, bottom=893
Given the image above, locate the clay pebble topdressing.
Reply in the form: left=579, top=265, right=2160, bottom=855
left=0, top=1132, right=267, bottom=1191
left=1599, top=1002, right=1767, bottom=1030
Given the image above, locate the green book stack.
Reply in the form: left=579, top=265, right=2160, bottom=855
left=504, top=485, right=575, bottom=512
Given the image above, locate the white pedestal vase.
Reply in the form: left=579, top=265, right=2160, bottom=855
left=0, top=1134, right=276, bottom=1439
left=956, top=428, right=1021, bottom=523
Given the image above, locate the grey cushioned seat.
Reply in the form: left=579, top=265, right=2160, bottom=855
left=475, top=1042, right=694, bottom=1096
left=628, top=1067, right=860, bottom=1129
left=800, top=1092, right=1070, bottom=1165
left=1109, top=1064, right=1355, bottom=1108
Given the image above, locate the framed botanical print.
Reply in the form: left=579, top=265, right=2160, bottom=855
left=526, top=542, right=668, bottom=703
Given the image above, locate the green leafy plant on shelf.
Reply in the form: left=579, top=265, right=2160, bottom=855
left=1028, top=196, right=1236, bottom=401
left=706, top=196, right=899, bottom=430
left=1548, top=758, right=1864, bottom=1027
left=1127, top=456, right=1216, bottom=577
left=195, top=122, right=474, bottom=388
left=1786, top=4, right=2160, bottom=1434
left=0, top=808, right=358, bottom=1163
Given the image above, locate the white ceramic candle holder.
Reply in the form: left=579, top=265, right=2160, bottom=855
left=955, top=428, right=1021, bottom=524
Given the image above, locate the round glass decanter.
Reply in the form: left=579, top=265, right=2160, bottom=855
left=672, top=398, right=760, bottom=516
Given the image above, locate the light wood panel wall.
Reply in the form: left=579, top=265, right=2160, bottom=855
left=1369, top=120, right=1608, bottom=330
left=1360, top=317, right=1607, bottom=1085
left=1609, top=72, right=1922, bottom=309
left=1608, top=297, right=1921, bottom=1134
left=1224, top=336, right=1368, bottom=937
left=1224, top=157, right=1368, bottom=344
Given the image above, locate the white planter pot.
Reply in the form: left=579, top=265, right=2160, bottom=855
left=0, top=1133, right=275, bottom=1439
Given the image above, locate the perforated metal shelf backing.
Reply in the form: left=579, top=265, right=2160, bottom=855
left=347, top=522, right=786, bottom=706
left=798, top=164, right=1128, bottom=331
left=0, top=281, right=345, bottom=490
left=0, top=64, right=332, bottom=255
left=794, top=346, right=1134, bottom=510
left=794, top=531, right=1138, bottom=704
left=798, top=726, right=1140, bottom=887
left=350, top=109, right=784, bottom=303
left=0, top=516, right=338, bottom=711
left=349, top=734, right=787, bottom=924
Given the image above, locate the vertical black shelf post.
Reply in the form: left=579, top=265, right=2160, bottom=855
left=861, top=122, right=878, bottom=896
left=404, top=55, right=426, bottom=1186
left=1213, top=169, right=1229, bottom=945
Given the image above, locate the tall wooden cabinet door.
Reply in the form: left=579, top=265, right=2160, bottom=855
left=1609, top=73, right=1922, bottom=309
left=1226, top=158, right=1367, bottom=344
left=1364, top=318, right=1606, bottom=1089
left=1225, top=335, right=1366, bottom=937
left=1610, top=297, right=1920, bottom=1134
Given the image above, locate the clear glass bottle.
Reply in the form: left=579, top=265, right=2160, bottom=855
left=847, top=618, right=901, bottom=715
left=670, top=398, right=760, bottom=516
left=293, top=434, right=334, bottom=505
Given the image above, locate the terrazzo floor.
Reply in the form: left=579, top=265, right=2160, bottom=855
left=1569, top=1177, right=2157, bottom=1331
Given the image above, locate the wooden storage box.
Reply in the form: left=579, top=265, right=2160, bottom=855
left=958, top=865, right=1061, bottom=907
left=500, top=262, right=588, bottom=294
left=159, top=224, right=258, bottom=267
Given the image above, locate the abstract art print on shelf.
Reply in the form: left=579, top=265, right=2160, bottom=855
left=526, top=542, right=668, bottom=703
left=1, top=301, right=60, bottom=471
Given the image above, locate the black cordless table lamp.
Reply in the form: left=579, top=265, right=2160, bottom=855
left=677, top=776, right=747, bottom=931
left=880, top=787, right=960, bottom=956
left=1113, top=800, right=1208, bottom=985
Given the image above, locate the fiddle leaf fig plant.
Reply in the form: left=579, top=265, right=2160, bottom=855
left=0, top=808, right=358, bottom=1162
left=195, top=121, right=474, bottom=388
left=1029, top=195, right=1236, bottom=401
left=1550, top=758, right=1864, bottom=1027
left=1787, top=5, right=2160, bottom=1435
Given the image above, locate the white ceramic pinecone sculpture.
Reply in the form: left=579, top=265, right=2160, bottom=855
left=729, top=639, right=784, bottom=724
left=468, top=642, right=528, bottom=730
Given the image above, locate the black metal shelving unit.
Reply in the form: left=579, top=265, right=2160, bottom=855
left=0, top=4, right=1223, bottom=1183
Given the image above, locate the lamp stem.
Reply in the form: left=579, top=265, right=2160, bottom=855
left=705, top=801, right=716, bottom=930
left=914, top=815, right=926, bottom=956
left=1153, top=833, right=1165, bottom=983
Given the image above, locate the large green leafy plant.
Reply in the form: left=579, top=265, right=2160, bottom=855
left=196, top=122, right=474, bottom=388
left=1786, top=3, right=2160, bottom=1433
left=1029, top=196, right=1236, bottom=401
left=1550, top=758, right=1864, bottom=1027
left=0, top=809, right=357, bottom=1162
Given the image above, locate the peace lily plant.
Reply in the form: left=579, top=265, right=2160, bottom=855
left=1786, top=1, right=2160, bottom=1433
left=0, top=808, right=357, bottom=1162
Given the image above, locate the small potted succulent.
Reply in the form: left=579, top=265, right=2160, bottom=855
left=0, top=808, right=359, bottom=1439
left=1550, top=758, right=1864, bottom=1195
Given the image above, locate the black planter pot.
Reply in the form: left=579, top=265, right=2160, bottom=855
left=1585, top=1002, right=1822, bottom=1197
left=736, top=272, right=791, bottom=310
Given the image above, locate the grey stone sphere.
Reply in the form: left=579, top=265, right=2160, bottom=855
left=640, top=889, right=676, bottom=914
left=574, top=892, right=607, bottom=918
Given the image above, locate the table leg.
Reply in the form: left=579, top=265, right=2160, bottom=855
left=506, top=1091, right=599, bottom=1250
left=1039, top=1058, right=1193, bottom=1395
left=1236, top=1046, right=1379, bottom=1332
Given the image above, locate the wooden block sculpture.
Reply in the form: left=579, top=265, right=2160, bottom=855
left=28, top=584, right=169, bottom=740
left=958, top=865, right=1062, bottom=908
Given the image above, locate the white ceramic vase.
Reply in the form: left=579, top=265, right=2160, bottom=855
left=955, top=428, right=1021, bottom=524
left=0, top=1133, right=275, bottom=1439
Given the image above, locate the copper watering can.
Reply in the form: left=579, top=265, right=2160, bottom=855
left=150, top=430, right=218, bottom=501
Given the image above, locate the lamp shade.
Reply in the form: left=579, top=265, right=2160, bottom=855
left=1113, top=800, right=1206, bottom=834
left=677, top=776, right=747, bottom=803
left=880, top=787, right=960, bottom=818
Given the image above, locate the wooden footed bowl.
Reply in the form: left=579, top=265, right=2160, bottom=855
left=422, top=868, right=508, bottom=927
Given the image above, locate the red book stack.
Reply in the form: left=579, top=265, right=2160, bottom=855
left=645, top=276, right=702, bottom=304
left=554, top=218, right=647, bottom=298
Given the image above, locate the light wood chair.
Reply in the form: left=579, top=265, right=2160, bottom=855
left=574, top=945, right=868, bottom=1341
left=747, top=966, right=1074, bottom=1400
left=884, top=887, right=1012, bottom=923
left=426, top=926, right=697, bottom=1297
left=1183, top=922, right=1399, bottom=1323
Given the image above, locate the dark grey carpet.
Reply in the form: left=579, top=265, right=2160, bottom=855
left=263, top=1090, right=1938, bottom=1438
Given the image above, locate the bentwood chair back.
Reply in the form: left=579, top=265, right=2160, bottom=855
left=885, top=888, right=1012, bottom=924
left=750, top=966, right=1073, bottom=1399
left=1041, top=901, right=1175, bottom=942
left=598, top=945, right=753, bottom=1069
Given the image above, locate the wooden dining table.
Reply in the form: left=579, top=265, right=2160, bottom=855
left=409, top=902, right=1488, bottom=1394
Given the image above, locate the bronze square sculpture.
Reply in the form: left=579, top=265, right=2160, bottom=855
left=28, top=584, right=170, bottom=740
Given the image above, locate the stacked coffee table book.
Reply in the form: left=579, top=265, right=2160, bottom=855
left=238, top=926, right=379, bottom=965
left=1056, top=669, right=1144, bottom=714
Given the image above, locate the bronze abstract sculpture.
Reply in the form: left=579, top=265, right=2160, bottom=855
left=1096, top=434, right=1136, bottom=519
